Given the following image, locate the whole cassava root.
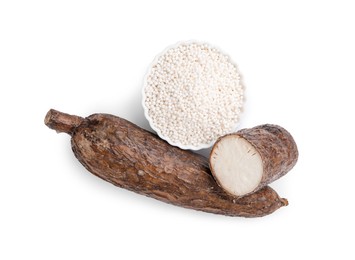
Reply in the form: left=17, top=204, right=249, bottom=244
left=210, top=124, right=298, bottom=197
left=45, top=109, right=288, bottom=217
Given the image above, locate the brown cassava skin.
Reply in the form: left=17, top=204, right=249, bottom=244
left=45, top=109, right=288, bottom=217
left=211, top=124, right=298, bottom=197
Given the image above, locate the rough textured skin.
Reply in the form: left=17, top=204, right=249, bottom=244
left=211, top=124, right=298, bottom=197
left=45, top=109, right=288, bottom=217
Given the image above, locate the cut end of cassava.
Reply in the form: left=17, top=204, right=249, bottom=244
left=210, top=135, right=263, bottom=197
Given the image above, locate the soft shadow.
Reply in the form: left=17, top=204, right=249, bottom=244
left=124, top=83, right=154, bottom=132
left=196, top=147, right=212, bottom=158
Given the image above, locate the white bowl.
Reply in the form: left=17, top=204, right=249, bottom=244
left=142, top=41, right=244, bottom=150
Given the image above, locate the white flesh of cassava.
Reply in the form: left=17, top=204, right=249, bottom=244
left=210, top=135, right=263, bottom=196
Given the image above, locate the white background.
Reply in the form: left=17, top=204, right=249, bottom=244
left=1, top=1, right=354, bottom=259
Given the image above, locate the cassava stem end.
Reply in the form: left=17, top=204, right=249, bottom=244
left=45, top=109, right=84, bottom=134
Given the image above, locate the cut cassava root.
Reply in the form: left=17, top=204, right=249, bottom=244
left=210, top=124, right=298, bottom=197
left=45, top=109, right=288, bottom=217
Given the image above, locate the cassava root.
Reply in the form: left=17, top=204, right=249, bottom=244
left=45, top=109, right=288, bottom=217
left=210, top=125, right=298, bottom=197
